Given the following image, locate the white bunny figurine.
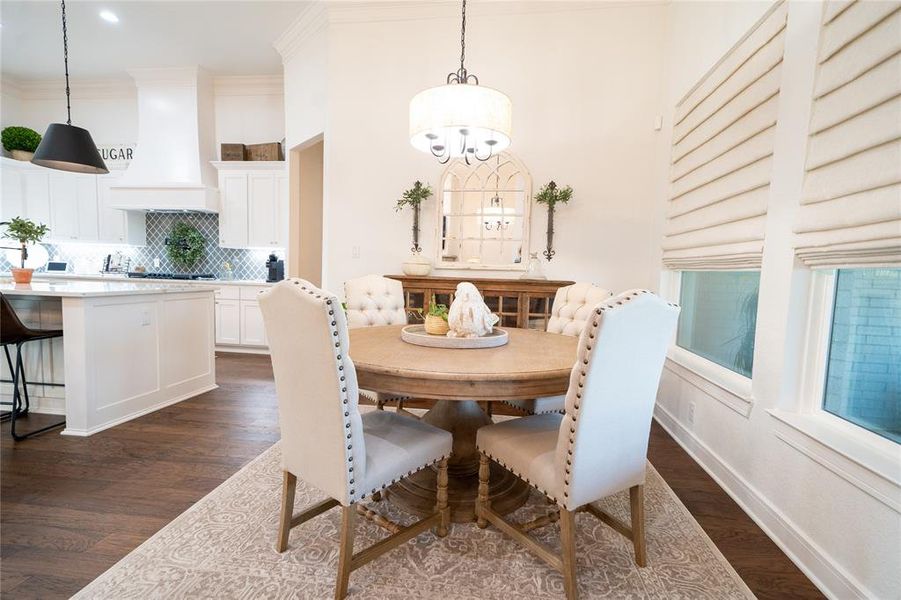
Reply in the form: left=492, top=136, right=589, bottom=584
left=447, top=282, right=499, bottom=338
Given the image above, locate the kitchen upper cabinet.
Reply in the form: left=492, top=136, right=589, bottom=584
left=213, top=162, right=287, bottom=250
left=48, top=172, right=100, bottom=242
left=23, top=172, right=52, bottom=227
left=98, top=172, right=146, bottom=245
left=218, top=173, right=249, bottom=248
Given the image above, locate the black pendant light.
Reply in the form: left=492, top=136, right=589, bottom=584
left=31, top=0, right=108, bottom=174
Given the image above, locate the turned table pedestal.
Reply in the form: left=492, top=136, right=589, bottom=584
left=349, top=325, right=577, bottom=523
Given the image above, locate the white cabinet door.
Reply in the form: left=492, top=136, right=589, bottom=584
left=98, top=172, right=146, bottom=244
left=48, top=172, right=100, bottom=241
left=23, top=172, right=51, bottom=227
left=215, top=299, right=241, bottom=345
left=0, top=163, right=24, bottom=221
left=218, top=173, right=248, bottom=248
left=49, top=173, right=80, bottom=241
left=239, top=300, right=268, bottom=347
left=247, top=173, right=279, bottom=247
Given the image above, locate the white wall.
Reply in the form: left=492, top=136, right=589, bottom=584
left=282, top=2, right=668, bottom=293
left=0, top=76, right=284, bottom=155
left=654, top=2, right=900, bottom=599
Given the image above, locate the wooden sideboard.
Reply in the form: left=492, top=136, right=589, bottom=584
left=386, top=275, right=574, bottom=330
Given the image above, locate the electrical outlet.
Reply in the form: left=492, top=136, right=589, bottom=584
left=688, top=401, right=696, bottom=426
left=153, top=257, right=161, bottom=268
left=352, top=245, right=361, bottom=259
left=141, top=310, right=151, bottom=326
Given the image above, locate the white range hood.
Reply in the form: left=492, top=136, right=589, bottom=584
left=110, top=67, right=219, bottom=212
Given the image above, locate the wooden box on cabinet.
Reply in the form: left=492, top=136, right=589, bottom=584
left=386, top=275, right=574, bottom=330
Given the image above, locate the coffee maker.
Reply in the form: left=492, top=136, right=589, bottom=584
left=266, top=253, right=285, bottom=283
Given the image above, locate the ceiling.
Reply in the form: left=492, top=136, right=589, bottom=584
left=0, top=1, right=307, bottom=80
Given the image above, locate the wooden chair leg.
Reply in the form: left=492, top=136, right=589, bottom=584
left=334, top=505, right=357, bottom=600
left=276, top=471, right=297, bottom=552
left=559, top=508, right=579, bottom=600
left=630, top=484, right=647, bottom=567
left=477, top=453, right=490, bottom=528
left=435, top=458, right=449, bottom=537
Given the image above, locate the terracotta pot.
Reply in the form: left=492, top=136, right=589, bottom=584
left=11, top=267, right=34, bottom=284
left=424, top=314, right=450, bottom=336
left=10, top=150, right=34, bottom=162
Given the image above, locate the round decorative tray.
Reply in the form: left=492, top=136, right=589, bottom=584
left=400, top=324, right=509, bottom=349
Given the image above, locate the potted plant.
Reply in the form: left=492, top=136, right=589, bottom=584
left=534, top=180, right=573, bottom=261
left=424, top=296, right=450, bottom=335
left=396, top=180, right=433, bottom=276
left=1, top=217, right=50, bottom=283
left=1, top=126, right=42, bottom=162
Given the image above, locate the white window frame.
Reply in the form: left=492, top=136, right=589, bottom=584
left=660, top=269, right=755, bottom=416
left=769, top=269, right=900, bottom=506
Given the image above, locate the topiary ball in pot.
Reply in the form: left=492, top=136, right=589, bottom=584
left=2, top=126, right=42, bottom=161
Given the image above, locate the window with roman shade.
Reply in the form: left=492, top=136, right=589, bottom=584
left=662, top=2, right=787, bottom=270
left=795, top=1, right=901, bottom=268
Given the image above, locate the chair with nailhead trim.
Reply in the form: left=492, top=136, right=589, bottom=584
left=260, top=279, right=453, bottom=599
left=475, top=290, right=679, bottom=600
left=506, top=282, right=613, bottom=416
left=344, top=274, right=413, bottom=414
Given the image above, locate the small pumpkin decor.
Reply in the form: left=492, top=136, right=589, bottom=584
left=166, top=222, right=206, bottom=271
left=534, top=180, right=573, bottom=261
left=424, top=296, right=450, bottom=335
left=396, top=180, right=433, bottom=276
left=1, top=217, right=50, bottom=283
left=2, top=126, right=42, bottom=162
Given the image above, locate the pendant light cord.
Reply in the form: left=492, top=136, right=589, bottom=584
left=61, top=0, right=72, bottom=125
left=459, top=0, right=467, bottom=74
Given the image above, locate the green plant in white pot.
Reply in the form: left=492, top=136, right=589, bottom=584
left=1, top=217, right=50, bottom=283
left=1, top=126, right=42, bottom=162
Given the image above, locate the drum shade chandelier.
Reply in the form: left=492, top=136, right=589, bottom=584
left=409, top=0, right=512, bottom=165
left=32, top=0, right=108, bottom=174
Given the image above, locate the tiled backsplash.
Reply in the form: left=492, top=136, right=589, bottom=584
left=0, top=213, right=284, bottom=280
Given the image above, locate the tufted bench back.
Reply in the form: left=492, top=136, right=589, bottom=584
left=344, top=275, right=408, bottom=329
left=546, top=283, right=614, bottom=337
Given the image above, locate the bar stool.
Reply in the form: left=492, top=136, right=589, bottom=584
left=0, top=293, right=65, bottom=440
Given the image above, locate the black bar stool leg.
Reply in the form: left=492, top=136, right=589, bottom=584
left=0, top=345, right=15, bottom=422
left=10, top=343, right=66, bottom=441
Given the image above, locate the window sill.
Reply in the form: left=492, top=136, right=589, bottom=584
left=665, top=347, right=754, bottom=417
left=768, top=409, right=901, bottom=512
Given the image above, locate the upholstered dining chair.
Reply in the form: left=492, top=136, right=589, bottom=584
left=506, top=282, right=613, bottom=415
left=260, top=279, right=452, bottom=600
left=476, top=290, right=679, bottom=600
left=344, top=274, right=413, bottom=415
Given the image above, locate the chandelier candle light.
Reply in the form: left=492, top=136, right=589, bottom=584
left=31, top=0, right=108, bottom=174
left=409, top=0, right=512, bottom=164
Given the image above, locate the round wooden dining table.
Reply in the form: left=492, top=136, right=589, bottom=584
left=349, top=324, right=578, bottom=523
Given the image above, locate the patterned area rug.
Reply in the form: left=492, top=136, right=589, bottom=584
left=74, top=439, right=755, bottom=599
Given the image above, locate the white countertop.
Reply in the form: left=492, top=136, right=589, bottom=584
left=0, top=280, right=217, bottom=298
left=2, top=272, right=275, bottom=287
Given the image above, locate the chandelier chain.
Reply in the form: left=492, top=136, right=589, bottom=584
left=459, top=0, right=467, bottom=74
left=61, top=0, right=72, bottom=125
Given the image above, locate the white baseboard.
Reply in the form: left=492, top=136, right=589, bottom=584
left=215, top=346, right=270, bottom=355
left=653, top=404, right=872, bottom=600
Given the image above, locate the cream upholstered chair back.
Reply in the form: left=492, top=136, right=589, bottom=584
left=259, top=279, right=366, bottom=506
left=547, top=283, right=614, bottom=336
left=344, top=275, right=407, bottom=329
left=555, top=290, right=679, bottom=510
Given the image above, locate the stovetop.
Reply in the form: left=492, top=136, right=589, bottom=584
left=126, top=272, right=217, bottom=281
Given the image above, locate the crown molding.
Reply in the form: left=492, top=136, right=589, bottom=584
left=272, top=2, right=329, bottom=64
left=1, top=76, right=136, bottom=100
left=213, top=75, right=284, bottom=97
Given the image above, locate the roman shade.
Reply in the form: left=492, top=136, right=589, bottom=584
left=662, top=2, right=787, bottom=270
left=794, top=1, right=901, bottom=268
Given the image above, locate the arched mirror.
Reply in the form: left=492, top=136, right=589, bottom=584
left=435, top=152, right=532, bottom=270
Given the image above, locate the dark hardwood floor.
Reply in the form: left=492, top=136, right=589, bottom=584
left=1, top=353, right=823, bottom=599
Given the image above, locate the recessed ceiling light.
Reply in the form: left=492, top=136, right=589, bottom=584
left=99, top=10, right=119, bottom=23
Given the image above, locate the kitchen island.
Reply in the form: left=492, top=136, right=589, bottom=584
left=1, top=280, right=216, bottom=436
